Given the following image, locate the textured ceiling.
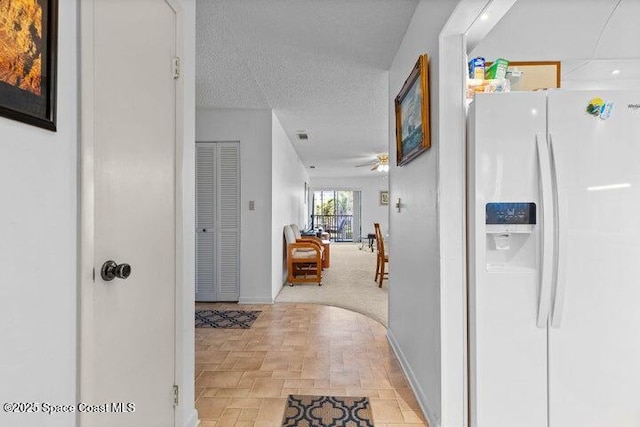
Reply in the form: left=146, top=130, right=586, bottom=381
left=196, top=0, right=421, bottom=178
left=196, top=0, right=640, bottom=178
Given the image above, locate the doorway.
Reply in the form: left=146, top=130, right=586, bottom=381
left=311, top=190, right=362, bottom=242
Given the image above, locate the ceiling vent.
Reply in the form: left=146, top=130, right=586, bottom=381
left=296, top=131, right=309, bottom=141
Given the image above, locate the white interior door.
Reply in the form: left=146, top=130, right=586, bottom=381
left=547, top=91, right=640, bottom=426
left=81, top=1, right=178, bottom=425
left=196, top=144, right=216, bottom=301
left=216, top=143, right=240, bottom=301
left=196, top=142, right=240, bottom=301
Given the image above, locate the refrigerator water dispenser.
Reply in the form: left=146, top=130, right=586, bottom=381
left=485, top=202, right=537, bottom=270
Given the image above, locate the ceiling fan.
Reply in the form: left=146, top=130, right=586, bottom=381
left=355, top=153, right=389, bottom=172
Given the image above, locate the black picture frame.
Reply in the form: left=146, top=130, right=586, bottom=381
left=0, top=0, right=58, bottom=131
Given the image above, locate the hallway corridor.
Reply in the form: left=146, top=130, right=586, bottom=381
left=195, top=303, right=427, bottom=426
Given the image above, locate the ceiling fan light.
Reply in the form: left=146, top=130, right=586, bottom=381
left=376, top=164, right=383, bottom=172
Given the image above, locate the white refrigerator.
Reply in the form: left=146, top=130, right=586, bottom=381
left=467, top=90, right=640, bottom=427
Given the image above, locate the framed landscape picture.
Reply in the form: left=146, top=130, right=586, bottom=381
left=395, top=54, right=430, bottom=166
left=379, top=191, right=389, bottom=206
left=0, top=0, right=58, bottom=131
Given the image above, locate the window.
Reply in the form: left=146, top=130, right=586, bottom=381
left=311, top=190, right=361, bottom=242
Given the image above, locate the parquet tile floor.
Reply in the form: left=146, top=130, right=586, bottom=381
left=195, top=302, right=428, bottom=427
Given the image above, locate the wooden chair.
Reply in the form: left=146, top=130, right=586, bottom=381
left=284, top=225, right=322, bottom=286
left=374, top=223, right=388, bottom=287
left=290, top=224, right=330, bottom=268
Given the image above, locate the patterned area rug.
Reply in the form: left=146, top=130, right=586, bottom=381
left=195, top=310, right=261, bottom=329
left=282, top=395, right=374, bottom=427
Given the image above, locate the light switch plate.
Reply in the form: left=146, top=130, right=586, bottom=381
left=249, top=201, right=255, bottom=210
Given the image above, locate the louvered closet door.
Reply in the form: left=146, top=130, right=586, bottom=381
left=195, top=142, right=240, bottom=301
left=196, top=143, right=217, bottom=301
left=216, top=143, right=240, bottom=301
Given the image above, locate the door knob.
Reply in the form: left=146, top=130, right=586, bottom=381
left=101, top=260, right=132, bottom=281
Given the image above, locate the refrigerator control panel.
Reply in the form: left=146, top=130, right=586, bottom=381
left=486, top=202, right=536, bottom=236
left=486, top=202, right=536, bottom=225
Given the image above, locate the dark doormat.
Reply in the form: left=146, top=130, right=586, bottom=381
left=282, top=395, right=374, bottom=427
left=195, top=310, right=261, bottom=329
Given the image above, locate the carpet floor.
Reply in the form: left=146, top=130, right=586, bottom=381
left=275, top=243, right=388, bottom=326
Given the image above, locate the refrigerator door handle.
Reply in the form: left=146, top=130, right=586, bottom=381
left=549, top=134, right=568, bottom=328
left=536, top=134, right=555, bottom=328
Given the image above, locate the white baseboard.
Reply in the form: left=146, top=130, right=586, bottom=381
left=238, top=297, right=274, bottom=304
left=182, top=408, right=199, bottom=427
left=387, top=328, right=439, bottom=427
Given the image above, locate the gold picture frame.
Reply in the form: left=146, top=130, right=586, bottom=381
left=395, top=54, right=430, bottom=166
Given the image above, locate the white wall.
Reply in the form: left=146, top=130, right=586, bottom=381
left=196, top=108, right=273, bottom=303
left=0, top=1, right=77, bottom=426
left=271, top=113, right=308, bottom=298
left=386, top=1, right=459, bottom=426
left=310, top=175, right=389, bottom=238
left=177, top=1, right=198, bottom=426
